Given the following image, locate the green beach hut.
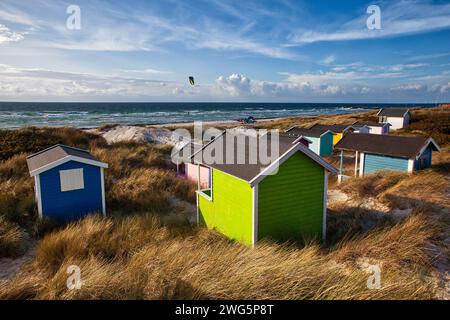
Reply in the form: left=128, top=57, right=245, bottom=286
left=192, top=132, right=337, bottom=246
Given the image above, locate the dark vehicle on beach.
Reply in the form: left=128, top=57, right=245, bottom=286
left=237, top=116, right=257, bottom=124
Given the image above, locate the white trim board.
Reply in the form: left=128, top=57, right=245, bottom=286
left=196, top=192, right=200, bottom=226
left=291, top=135, right=312, bottom=144
left=322, top=171, right=328, bottom=242
left=319, top=130, right=335, bottom=137
left=34, top=175, right=43, bottom=219
left=197, top=168, right=213, bottom=201
left=359, top=152, right=365, bottom=177
left=408, top=159, right=415, bottom=173
left=29, top=155, right=108, bottom=177
left=100, top=167, right=106, bottom=217
left=250, top=143, right=338, bottom=186
left=415, top=138, right=441, bottom=159
left=252, top=184, right=259, bottom=247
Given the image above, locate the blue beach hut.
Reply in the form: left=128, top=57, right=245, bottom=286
left=27, top=144, right=108, bottom=221
left=334, top=133, right=440, bottom=177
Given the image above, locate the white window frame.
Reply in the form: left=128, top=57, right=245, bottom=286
left=60, top=168, right=85, bottom=192
left=198, top=167, right=213, bottom=201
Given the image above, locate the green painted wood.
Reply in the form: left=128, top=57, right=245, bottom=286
left=258, top=152, right=325, bottom=241
left=198, top=169, right=253, bottom=245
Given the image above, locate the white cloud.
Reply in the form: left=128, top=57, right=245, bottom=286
left=0, top=24, right=25, bottom=44
left=214, top=73, right=347, bottom=98
left=0, top=8, right=37, bottom=27
left=0, top=64, right=182, bottom=99
left=215, top=74, right=252, bottom=97
left=0, top=2, right=296, bottom=59
left=432, top=82, right=450, bottom=93
left=121, top=68, right=172, bottom=75
left=1, top=65, right=449, bottom=101
left=390, top=83, right=428, bottom=92
left=290, top=1, right=450, bottom=44
left=322, top=55, right=336, bottom=65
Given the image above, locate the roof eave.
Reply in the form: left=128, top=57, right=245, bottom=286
left=29, top=155, right=108, bottom=177
left=415, top=138, right=441, bottom=159
left=250, top=143, right=337, bottom=186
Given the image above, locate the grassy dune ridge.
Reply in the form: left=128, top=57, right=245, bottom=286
left=0, top=105, right=448, bottom=299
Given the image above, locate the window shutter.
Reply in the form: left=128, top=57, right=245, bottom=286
left=60, top=168, right=84, bottom=192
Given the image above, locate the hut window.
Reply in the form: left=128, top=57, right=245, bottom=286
left=60, top=168, right=84, bottom=192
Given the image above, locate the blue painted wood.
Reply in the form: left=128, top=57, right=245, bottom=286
left=363, top=153, right=409, bottom=174
left=414, top=146, right=432, bottom=170
left=39, top=160, right=103, bottom=221
left=319, top=133, right=333, bottom=156
left=303, top=134, right=333, bottom=156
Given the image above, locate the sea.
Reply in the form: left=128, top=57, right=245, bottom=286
left=0, top=102, right=437, bottom=129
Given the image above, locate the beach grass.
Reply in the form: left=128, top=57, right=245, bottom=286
left=0, top=211, right=437, bottom=299
left=0, top=105, right=448, bottom=299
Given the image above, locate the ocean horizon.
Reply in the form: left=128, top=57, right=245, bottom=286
left=0, top=102, right=438, bottom=129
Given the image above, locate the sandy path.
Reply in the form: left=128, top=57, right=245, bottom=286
left=0, top=244, right=36, bottom=284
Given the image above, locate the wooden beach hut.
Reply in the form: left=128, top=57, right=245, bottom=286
left=27, top=144, right=108, bottom=221
left=285, top=127, right=334, bottom=156
left=377, top=108, right=411, bottom=130
left=193, top=132, right=337, bottom=246
left=309, top=124, right=354, bottom=146
left=352, top=121, right=390, bottom=135
left=172, top=142, right=210, bottom=188
left=334, top=133, right=440, bottom=177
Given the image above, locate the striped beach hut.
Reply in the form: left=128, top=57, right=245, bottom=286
left=192, top=132, right=337, bottom=246
left=334, top=133, right=440, bottom=177
left=286, top=127, right=334, bottom=156
left=27, top=145, right=108, bottom=221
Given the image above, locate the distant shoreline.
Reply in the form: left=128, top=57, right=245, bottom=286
left=0, top=102, right=441, bottom=130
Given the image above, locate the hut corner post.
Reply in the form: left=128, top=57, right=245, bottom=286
left=354, top=151, right=359, bottom=177
left=338, top=150, right=344, bottom=184
left=197, top=163, right=201, bottom=191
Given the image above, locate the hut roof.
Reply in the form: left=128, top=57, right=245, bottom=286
left=27, top=144, right=108, bottom=177
left=334, top=133, right=440, bottom=159
left=352, top=121, right=389, bottom=128
left=286, top=127, right=334, bottom=138
left=377, top=108, right=410, bottom=117
left=309, top=123, right=352, bottom=133
left=192, top=131, right=337, bottom=184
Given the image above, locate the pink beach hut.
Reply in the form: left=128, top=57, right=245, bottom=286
left=173, top=142, right=210, bottom=188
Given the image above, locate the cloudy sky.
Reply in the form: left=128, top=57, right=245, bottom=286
left=0, top=0, right=450, bottom=102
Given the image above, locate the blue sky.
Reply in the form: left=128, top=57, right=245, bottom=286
left=0, top=0, right=449, bottom=102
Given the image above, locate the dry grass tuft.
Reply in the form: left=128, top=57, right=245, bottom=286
left=0, top=212, right=438, bottom=300
left=0, top=107, right=448, bottom=300
left=0, top=127, right=107, bottom=161
left=0, top=216, right=29, bottom=258
left=339, top=171, right=406, bottom=200
left=396, top=106, right=450, bottom=146
left=0, top=128, right=196, bottom=237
